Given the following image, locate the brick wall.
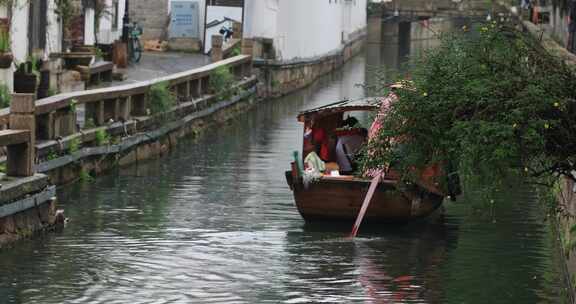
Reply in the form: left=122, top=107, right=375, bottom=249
left=129, top=0, right=170, bottom=40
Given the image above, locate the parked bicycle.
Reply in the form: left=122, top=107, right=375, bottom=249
left=127, top=22, right=143, bottom=64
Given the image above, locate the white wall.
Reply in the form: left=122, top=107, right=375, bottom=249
left=244, top=0, right=367, bottom=61
left=11, top=0, right=29, bottom=63
left=0, top=0, right=63, bottom=91
left=276, top=0, right=342, bottom=60
left=46, top=0, right=62, bottom=56
left=243, top=0, right=278, bottom=39
left=97, top=0, right=126, bottom=44
left=84, top=7, right=96, bottom=45
left=351, top=0, right=367, bottom=35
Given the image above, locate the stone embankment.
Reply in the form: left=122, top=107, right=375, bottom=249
left=515, top=8, right=576, bottom=301
left=0, top=54, right=256, bottom=246
left=247, top=29, right=367, bottom=98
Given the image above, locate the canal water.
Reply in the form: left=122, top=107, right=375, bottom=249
left=0, top=19, right=569, bottom=303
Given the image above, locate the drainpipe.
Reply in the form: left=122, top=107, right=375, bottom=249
left=122, top=0, right=130, bottom=42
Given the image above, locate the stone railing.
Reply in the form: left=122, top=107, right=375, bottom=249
left=0, top=55, right=253, bottom=141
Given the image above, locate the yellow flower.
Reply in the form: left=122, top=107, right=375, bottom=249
left=524, top=167, right=529, bottom=172
left=462, top=25, right=468, bottom=31
left=554, top=102, right=560, bottom=108
left=544, top=123, right=550, bottom=129
left=422, top=92, right=428, bottom=97
left=512, top=123, right=517, bottom=128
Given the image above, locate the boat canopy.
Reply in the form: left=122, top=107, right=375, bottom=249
left=297, top=97, right=382, bottom=122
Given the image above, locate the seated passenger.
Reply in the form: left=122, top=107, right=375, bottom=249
left=336, top=128, right=368, bottom=175
left=304, top=120, right=331, bottom=161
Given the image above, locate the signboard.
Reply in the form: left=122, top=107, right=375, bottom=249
left=170, top=1, right=200, bottom=39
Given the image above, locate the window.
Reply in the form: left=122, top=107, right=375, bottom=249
left=28, top=0, right=48, bottom=53
left=112, top=0, right=119, bottom=30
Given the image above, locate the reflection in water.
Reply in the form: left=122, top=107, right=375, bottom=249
left=0, top=18, right=569, bottom=304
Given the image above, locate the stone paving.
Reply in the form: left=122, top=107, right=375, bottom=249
left=112, top=51, right=211, bottom=86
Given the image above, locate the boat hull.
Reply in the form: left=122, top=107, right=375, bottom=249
left=285, top=171, right=444, bottom=223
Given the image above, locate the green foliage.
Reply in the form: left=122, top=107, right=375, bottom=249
left=85, top=118, right=96, bottom=129
left=47, top=87, right=59, bottom=97
left=69, top=99, right=77, bottom=113
left=149, top=81, right=175, bottom=114
left=0, top=163, right=5, bottom=173
left=110, top=136, right=121, bottom=145
left=209, top=66, right=237, bottom=101
left=0, top=84, right=10, bottom=108
left=270, top=79, right=280, bottom=89
left=25, top=55, right=41, bottom=81
left=95, top=129, right=110, bottom=146
left=361, top=22, right=576, bottom=197
left=55, top=0, right=77, bottom=32
left=79, top=169, right=94, bottom=182
left=0, top=28, right=10, bottom=53
left=68, top=137, right=80, bottom=154
left=230, top=46, right=241, bottom=57
left=94, top=47, right=104, bottom=60
left=47, top=151, right=58, bottom=161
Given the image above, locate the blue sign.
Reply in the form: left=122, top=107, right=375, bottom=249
left=170, top=1, right=200, bottom=38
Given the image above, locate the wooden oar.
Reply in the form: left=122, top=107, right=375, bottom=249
left=350, top=174, right=382, bottom=238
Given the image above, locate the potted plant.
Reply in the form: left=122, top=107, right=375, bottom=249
left=0, top=28, right=13, bottom=69
left=13, top=59, right=39, bottom=94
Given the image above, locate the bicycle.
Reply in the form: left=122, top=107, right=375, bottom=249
left=127, top=22, right=143, bottom=64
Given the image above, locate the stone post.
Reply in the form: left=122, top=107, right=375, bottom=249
left=211, top=35, right=224, bottom=62
left=7, top=94, right=35, bottom=177
left=241, top=38, right=254, bottom=57
left=232, top=22, right=242, bottom=39
left=113, top=41, right=128, bottom=69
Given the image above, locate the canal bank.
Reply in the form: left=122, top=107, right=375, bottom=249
left=517, top=11, right=576, bottom=300
left=251, top=30, right=366, bottom=98
left=0, top=55, right=255, bottom=246
left=242, top=0, right=368, bottom=98
left=0, top=16, right=569, bottom=303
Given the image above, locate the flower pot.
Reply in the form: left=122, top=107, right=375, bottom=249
left=0, top=53, right=13, bottom=69
left=14, top=72, right=38, bottom=94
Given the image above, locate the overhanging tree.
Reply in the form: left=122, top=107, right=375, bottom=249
left=361, top=22, right=576, bottom=208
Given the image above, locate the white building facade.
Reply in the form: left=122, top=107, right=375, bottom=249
left=243, top=0, right=367, bottom=61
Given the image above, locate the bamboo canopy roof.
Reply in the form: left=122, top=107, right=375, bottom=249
left=297, top=97, right=381, bottom=122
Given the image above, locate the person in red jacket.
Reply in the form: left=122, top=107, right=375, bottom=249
left=304, top=120, right=330, bottom=162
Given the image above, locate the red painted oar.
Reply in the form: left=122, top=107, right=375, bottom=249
left=350, top=174, right=382, bottom=238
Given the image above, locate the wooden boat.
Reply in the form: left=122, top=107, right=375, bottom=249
left=285, top=97, right=448, bottom=223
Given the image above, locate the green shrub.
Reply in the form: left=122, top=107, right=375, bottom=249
left=0, top=84, right=10, bottom=108
left=361, top=23, right=576, bottom=198
left=47, top=151, right=58, bottom=161
left=209, top=66, right=236, bottom=101
left=69, top=99, right=77, bottom=113
left=68, top=137, right=80, bottom=153
left=0, top=29, right=10, bottom=53
left=47, top=88, right=59, bottom=97
left=85, top=118, right=96, bottom=129
left=149, top=81, right=175, bottom=114
left=79, top=169, right=94, bottom=182
left=230, top=46, right=241, bottom=57
left=95, top=129, right=110, bottom=146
